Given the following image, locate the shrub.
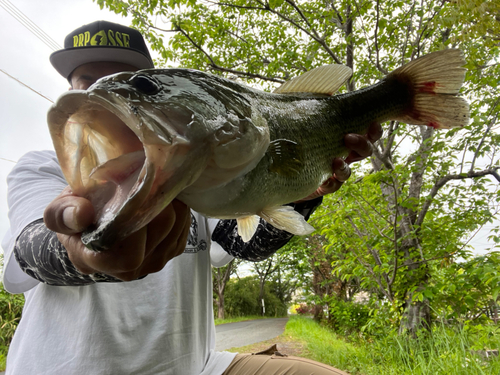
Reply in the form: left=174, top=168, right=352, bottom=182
left=323, top=297, right=370, bottom=336
left=222, top=276, right=288, bottom=318
left=0, top=283, right=25, bottom=369
left=0, top=284, right=24, bottom=348
left=295, top=303, right=314, bottom=315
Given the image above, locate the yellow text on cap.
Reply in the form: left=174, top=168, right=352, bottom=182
left=73, top=30, right=130, bottom=48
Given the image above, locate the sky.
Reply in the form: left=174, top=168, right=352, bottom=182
left=0, top=0, right=497, bottom=261
left=0, top=0, right=133, bottom=255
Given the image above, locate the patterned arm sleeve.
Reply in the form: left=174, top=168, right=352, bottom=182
left=14, top=219, right=121, bottom=286
left=211, top=197, right=322, bottom=261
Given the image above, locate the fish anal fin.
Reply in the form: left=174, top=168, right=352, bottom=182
left=237, top=215, right=261, bottom=242
left=274, top=64, right=352, bottom=96
left=268, top=139, right=303, bottom=177
left=260, top=206, right=315, bottom=236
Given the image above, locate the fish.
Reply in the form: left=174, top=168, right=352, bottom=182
left=47, top=49, right=469, bottom=251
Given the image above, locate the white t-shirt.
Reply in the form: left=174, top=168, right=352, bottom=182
left=1, top=151, right=236, bottom=375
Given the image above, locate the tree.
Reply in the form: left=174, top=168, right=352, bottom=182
left=98, top=0, right=500, bottom=333
left=252, top=255, right=281, bottom=316
left=283, top=232, right=362, bottom=321
left=212, top=258, right=240, bottom=319
left=223, top=275, right=288, bottom=317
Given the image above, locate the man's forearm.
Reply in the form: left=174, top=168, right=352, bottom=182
left=14, top=219, right=121, bottom=286
left=211, top=197, right=322, bottom=261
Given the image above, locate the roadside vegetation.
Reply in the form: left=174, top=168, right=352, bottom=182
left=285, top=315, right=500, bottom=375
left=214, top=315, right=268, bottom=326
left=231, top=316, right=500, bottom=375
left=0, top=283, right=24, bottom=371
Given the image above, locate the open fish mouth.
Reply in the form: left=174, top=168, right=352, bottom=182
left=49, top=92, right=149, bottom=224
left=47, top=90, right=168, bottom=250
left=48, top=88, right=210, bottom=251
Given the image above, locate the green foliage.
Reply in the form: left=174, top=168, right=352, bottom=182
left=222, top=276, right=287, bottom=318
left=97, top=0, right=500, bottom=333
left=431, top=251, right=500, bottom=323
left=285, top=316, right=500, bottom=374
left=323, top=296, right=370, bottom=336
left=0, top=283, right=24, bottom=370
left=214, top=314, right=268, bottom=325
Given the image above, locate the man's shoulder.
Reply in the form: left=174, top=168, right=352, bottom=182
left=17, top=150, right=58, bottom=164
left=11, top=150, right=60, bottom=172
left=8, top=150, right=64, bottom=185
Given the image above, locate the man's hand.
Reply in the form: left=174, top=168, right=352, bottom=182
left=296, top=122, right=383, bottom=202
left=44, top=187, right=191, bottom=281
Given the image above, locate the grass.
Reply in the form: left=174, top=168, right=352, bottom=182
left=214, top=315, right=271, bottom=326
left=0, top=349, right=6, bottom=372
left=263, top=316, right=500, bottom=375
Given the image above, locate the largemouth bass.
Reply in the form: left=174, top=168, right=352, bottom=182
left=47, top=49, right=469, bottom=250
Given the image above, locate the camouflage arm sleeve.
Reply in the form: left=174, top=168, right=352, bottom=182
left=13, top=219, right=121, bottom=286
left=211, top=197, right=323, bottom=261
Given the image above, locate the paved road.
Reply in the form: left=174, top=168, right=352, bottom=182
left=215, top=317, right=288, bottom=351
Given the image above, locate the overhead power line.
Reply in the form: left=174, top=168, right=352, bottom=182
left=0, top=68, right=53, bottom=103
left=0, top=0, right=62, bottom=51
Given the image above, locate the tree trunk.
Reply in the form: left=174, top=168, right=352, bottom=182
left=398, top=241, right=432, bottom=335
left=399, top=295, right=431, bottom=336
left=217, top=291, right=225, bottom=320
left=213, top=259, right=236, bottom=321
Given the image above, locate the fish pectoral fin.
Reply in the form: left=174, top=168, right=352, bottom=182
left=274, top=64, right=352, bottom=96
left=237, top=215, right=261, bottom=243
left=260, top=206, right=315, bottom=236
left=268, top=139, right=303, bottom=177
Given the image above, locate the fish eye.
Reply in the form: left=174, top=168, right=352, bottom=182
left=130, top=75, right=160, bottom=95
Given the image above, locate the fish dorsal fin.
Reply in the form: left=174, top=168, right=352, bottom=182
left=268, top=139, right=303, bottom=177
left=237, top=215, right=261, bottom=242
left=259, top=206, right=315, bottom=236
left=274, top=64, right=352, bottom=95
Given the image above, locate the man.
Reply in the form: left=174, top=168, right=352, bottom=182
left=2, top=21, right=381, bottom=374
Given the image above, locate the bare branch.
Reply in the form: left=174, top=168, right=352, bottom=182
left=470, top=99, right=500, bottom=171
left=344, top=209, right=394, bottom=297
left=415, top=167, right=500, bottom=229
left=215, top=0, right=343, bottom=64
left=411, top=0, right=446, bottom=59
left=397, top=253, right=453, bottom=269
left=285, top=0, right=321, bottom=40
left=345, top=4, right=355, bottom=91
left=374, top=0, right=389, bottom=75
left=401, top=1, right=416, bottom=63
left=407, top=126, right=434, bottom=223
left=173, top=24, right=285, bottom=83
left=381, top=121, right=399, bottom=166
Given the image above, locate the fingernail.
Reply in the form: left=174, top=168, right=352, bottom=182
left=63, top=207, right=77, bottom=230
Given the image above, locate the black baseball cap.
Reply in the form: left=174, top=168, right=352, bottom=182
left=50, top=20, right=154, bottom=80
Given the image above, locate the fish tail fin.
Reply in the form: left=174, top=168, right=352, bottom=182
left=390, top=49, right=469, bottom=129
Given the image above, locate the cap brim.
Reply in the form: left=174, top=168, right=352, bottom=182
left=50, top=46, right=154, bottom=79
